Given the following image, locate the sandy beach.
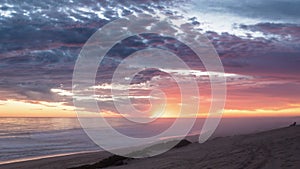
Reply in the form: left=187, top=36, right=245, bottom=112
left=1, top=125, right=299, bottom=169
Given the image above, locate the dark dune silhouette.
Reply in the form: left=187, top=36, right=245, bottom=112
left=290, top=122, right=297, bottom=127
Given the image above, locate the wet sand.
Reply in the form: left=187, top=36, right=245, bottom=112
left=1, top=125, right=299, bottom=169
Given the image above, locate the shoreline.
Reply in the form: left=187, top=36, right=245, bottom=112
left=1, top=125, right=299, bottom=169
left=0, top=132, right=200, bottom=166
left=0, top=150, right=112, bottom=169
left=0, top=150, right=104, bottom=165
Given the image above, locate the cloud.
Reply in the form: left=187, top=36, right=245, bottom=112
left=190, top=0, right=300, bottom=23
left=204, top=25, right=300, bottom=81
left=0, top=0, right=299, bottom=117
left=130, top=68, right=169, bottom=84
left=0, top=1, right=182, bottom=108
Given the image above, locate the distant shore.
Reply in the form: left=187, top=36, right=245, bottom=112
left=1, top=125, right=299, bottom=169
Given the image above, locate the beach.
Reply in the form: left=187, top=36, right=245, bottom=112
left=1, top=125, right=299, bottom=169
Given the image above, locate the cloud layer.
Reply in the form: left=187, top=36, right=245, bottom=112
left=0, top=0, right=299, bottom=117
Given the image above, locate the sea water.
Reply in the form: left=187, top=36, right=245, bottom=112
left=0, top=117, right=299, bottom=164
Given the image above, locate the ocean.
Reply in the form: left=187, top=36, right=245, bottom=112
left=0, top=117, right=299, bottom=164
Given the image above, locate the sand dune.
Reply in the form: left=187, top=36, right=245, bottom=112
left=1, top=125, right=299, bottom=169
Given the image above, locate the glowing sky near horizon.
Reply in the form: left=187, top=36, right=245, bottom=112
left=0, top=0, right=300, bottom=118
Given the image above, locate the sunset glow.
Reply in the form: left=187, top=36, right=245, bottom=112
left=1, top=96, right=299, bottom=118
left=0, top=0, right=299, bottom=119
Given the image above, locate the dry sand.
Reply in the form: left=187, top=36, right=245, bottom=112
left=1, top=125, right=299, bottom=169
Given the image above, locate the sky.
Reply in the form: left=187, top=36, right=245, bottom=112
left=0, top=0, right=299, bottom=118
